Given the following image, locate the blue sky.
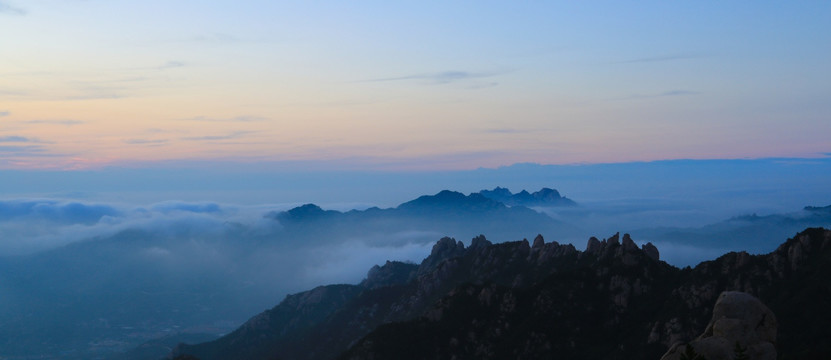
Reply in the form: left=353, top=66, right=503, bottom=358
left=1, top=1, right=829, bottom=170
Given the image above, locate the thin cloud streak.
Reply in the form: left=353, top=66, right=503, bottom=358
left=611, top=53, right=702, bottom=64
left=65, top=92, right=122, bottom=101
left=611, top=90, right=701, bottom=101
left=467, top=82, right=499, bottom=90
left=25, top=120, right=85, bottom=126
left=0, top=145, right=47, bottom=155
left=158, top=61, right=185, bottom=70
left=0, top=90, right=28, bottom=98
left=120, top=61, right=185, bottom=72
left=660, top=90, right=699, bottom=96
left=0, top=2, right=25, bottom=15
left=182, top=131, right=254, bottom=141
left=362, top=70, right=504, bottom=84
left=481, top=128, right=531, bottom=134
left=124, top=139, right=169, bottom=145
left=0, top=145, right=40, bottom=152
left=0, top=111, right=9, bottom=117
left=183, top=115, right=268, bottom=123
left=0, top=136, right=37, bottom=143
left=186, top=32, right=241, bottom=44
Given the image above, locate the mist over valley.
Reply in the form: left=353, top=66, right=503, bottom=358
left=0, top=159, right=830, bottom=358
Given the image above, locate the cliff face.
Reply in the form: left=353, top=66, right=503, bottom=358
left=174, top=228, right=831, bottom=360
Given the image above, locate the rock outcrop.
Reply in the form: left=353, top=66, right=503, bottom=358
left=361, top=261, right=418, bottom=289
left=661, top=291, right=777, bottom=360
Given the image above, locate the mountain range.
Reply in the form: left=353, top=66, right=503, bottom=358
left=267, top=188, right=580, bottom=246
left=173, top=228, right=831, bottom=360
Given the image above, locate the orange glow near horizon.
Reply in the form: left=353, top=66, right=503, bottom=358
left=2, top=2, right=830, bottom=171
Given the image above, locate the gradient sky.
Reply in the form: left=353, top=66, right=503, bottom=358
left=1, top=1, right=829, bottom=170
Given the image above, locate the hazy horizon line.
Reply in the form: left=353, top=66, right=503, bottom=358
left=1, top=153, right=829, bottom=174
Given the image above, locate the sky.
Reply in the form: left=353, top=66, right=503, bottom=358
left=1, top=1, right=829, bottom=171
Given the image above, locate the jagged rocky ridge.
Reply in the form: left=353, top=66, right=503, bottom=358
left=173, top=228, right=831, bottom=360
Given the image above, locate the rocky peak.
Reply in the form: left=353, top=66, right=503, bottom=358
left=642, top=242, right=660, bottom=261
left=586, top=236, right=602, bottom=253
left=532, top=187, right=562, bottom=200
left=582, top=232, right=662, bottom=267
left=608, top=232, right=621, bottom=245
left=528, top=234, right=576, bottom=265
left=583, top=232, right=620, bottom=255
left=469, top=234, right=492, bottom=251
left=622, top=233, right=637, bottom=251
left=531, top=234, right=545, bottom=249
left=418, top=237, right=466, bottom=275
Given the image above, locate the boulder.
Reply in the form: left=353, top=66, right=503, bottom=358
left=661, top=291, right=777, bottom=360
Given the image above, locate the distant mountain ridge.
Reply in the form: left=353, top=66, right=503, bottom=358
left=397, top=190, right=508, bottom=213
left=477, top=186, right=576, bottom=207
left=267, top=188, right=581, bottom=245
left=633, top=204, right=831, bottom=260
left=805, top=204, right=831, bottom=213
left=173, top=228, right=831, bottom=360
left=273, top=187, right=576, bottom=222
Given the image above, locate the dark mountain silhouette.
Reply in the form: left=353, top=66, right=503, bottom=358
left=279, top=203, right=340, bottom=221
left=273, top=187, right=575, bottom=227
left=478, top=186, right=577, bottom=207
left=267, top=189, right=579, bottom=244
left=173, top=228, right=831, bottom=360
left=804, top=204, right=831, bottom=213
left=397, top=190, right=507, bottom=213
left=633, top=204, right=831, bottom=258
